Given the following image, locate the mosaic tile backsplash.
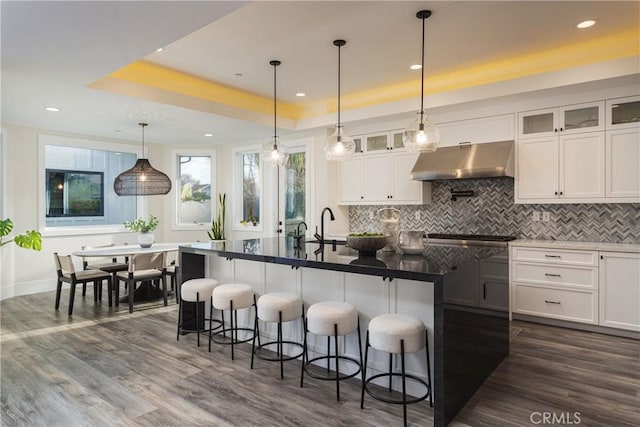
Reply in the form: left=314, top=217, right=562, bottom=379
left=349, top=178, right=640, bottom=243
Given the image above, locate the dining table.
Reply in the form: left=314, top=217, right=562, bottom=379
left=72, top=243, right=185, bottom=303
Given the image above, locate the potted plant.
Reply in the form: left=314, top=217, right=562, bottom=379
left=208, top=193, right=226, bottom=241
left=124, top=214, right=159, bottom=248
left=0, top=218, right=42, bottom=251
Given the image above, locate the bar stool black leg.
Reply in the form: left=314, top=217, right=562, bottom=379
left=209, top=296, right=214, bottom=352
left=360, top=330, right=370, bottom=409
left=279, top=311, right=284, bottom=379
left=300, top=318, right=307, bottom=388
left=401, top=339, right=407, bottom=427
left=426, top=330, right=433, bottom=408
left=230, top=300, right=235, bottom=360
left=334, top=323, right=340, bottom=401
left=250, top=298, right=259, bottom=369
left=356, top=317, right=363, bottom=371
left=326, top=336, right=331, bottom=373
left=389, top=353, right=393, bottom=392
left=195, top=292, right=201, bottom=347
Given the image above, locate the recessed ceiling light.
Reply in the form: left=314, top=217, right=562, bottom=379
left=410, top=64, right=422, bottom=70
left=295, top=92, right=306, bottom=97
left=156, top=47, right=164, bottom=52
left=45, top=106, right=61, bottom=112
left=204, top=133, right=214, bottom=137
left=577, top=20, right=596, bottom=29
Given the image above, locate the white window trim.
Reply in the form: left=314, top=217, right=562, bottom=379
left=0, top=128, right=6, bottom=219
left=38, top=133, right=146, bottom=237
left=232, top=144, right=263, bottom=232
left=171, top=149, right=216, bottom=231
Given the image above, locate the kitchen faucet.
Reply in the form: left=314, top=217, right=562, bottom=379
left=294, top=221, right=308, bottom=248
left=314, top=207, right=335, bottom=243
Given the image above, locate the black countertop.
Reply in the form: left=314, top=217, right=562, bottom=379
left=180, top=237, right=506, bottom=283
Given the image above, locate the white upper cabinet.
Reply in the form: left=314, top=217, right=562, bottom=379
left=606, top=128, right=640, bottom=199
left=437, top=114, right=515, bottom=147
left=517, top=136, right=558, bottom=199
left=606, top=95, right=640, bottom=130
left=518, top=101, right=604, bottom=139
left=337, top=131, right=430, bottom=206
left=559, top=132, right=605, bottom=199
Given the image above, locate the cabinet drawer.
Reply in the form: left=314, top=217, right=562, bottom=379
left=511, top=262, right=597, bottom=289
left=513, top=285, right=598, bottom=324
left=511, top=247, right=597, bottom=266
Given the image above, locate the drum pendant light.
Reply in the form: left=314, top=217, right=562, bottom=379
left=262, top=60, right=289, bottom=167
left=403, top=10, right=440, bottom=152
left=325, top=39, right=355, bottom=161
left=114, top=123, right=172, bottom=196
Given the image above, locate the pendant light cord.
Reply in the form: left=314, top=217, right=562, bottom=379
left=139, top=122, right=147, bottom=157
left=273, top=62, right=278, bottom=148
left=337, top=43, right=341, bottom=128
left=420, top=15, right=425, bottom=124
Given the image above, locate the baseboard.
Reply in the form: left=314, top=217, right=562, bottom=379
left=513, top=313, right=640, bottom=340
left=1, top=278, right=57, bottom=301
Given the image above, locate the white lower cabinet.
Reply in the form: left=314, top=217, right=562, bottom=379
left=599, top=252, right=640, bottom=331
left=511, top=245, right=640, bottom=332
left=511, top=247, right=599, bottom=325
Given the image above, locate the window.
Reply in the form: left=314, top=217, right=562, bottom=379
left=45, top=169, right=104, bottom=217
left=233, top=146, right=262, bottom=231
left=174, top=151, right=215, bottom=228
left=39, top=134, right=140, bottom=234
left=283, top=151, right=306, bottom=236
left=0, top=128, right=4, bottom=218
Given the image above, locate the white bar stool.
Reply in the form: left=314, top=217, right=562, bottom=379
left=176, top=278, right=219, bottom=347
left=301, top=301, right=363, bottom=401
left=361, top=313, right=433, bottom=427
left=210, top=283, right=255, bottom=360
left=251, top=292, right=305, bottom=379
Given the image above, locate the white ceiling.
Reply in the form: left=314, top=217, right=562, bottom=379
left=2, top=1, right=639, bottom=146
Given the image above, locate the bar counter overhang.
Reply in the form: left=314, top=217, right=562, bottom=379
left=179, top=237, right=510, bottom=426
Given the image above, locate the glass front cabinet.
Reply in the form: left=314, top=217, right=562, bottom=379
left=606, top=96, right=640, bottom=130
left=518, top=101, right=604, bottom=138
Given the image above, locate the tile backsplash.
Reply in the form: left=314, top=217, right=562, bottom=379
left=349, top=178, right=640, bottom=243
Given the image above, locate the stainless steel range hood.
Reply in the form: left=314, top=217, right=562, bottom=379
left=410, top=140, right=514, bottom=181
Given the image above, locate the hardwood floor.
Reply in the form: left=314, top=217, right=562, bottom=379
left=1, top=290, right=639, bottom=426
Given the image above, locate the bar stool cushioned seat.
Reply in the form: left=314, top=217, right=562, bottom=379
left=176, top=278, right=219, bottom=347
left=251, top=292, right=304, bottom=379
left=301, top=301, right=362, bottom=401
left=361, top=313, right=432, bottom=427
left=210, top=283, right=255, bottom=360
left=368, top=313, right=426, bottom=354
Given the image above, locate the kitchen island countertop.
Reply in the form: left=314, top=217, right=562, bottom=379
left=181, top=237, right=507, bottom=283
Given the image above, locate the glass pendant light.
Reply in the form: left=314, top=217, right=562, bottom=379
left=403, top=10, right=441, bottom=153
left=262, top=60, right=289, bottom=167
left=114, top=123, right=172, bottom=196
left=325, top=39, right=355, bottom=161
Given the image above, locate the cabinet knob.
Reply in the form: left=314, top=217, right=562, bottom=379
left=390, top=195, right=393, bottom=199
left=554, top=191, right=558, bottom=196
left=360, top=196, right=364, bottom=199
left=554, top=128, right=558, bottom=132
left=560, top=127, right=564, bottom=132
left=390, top=147, right=393, bottom=150
left=559, top=191, right=563, bottom=196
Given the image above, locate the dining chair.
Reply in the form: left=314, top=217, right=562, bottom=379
left=53, top=253, right=113, bottom=315
left=166, top=250, right=179, bottom=303
left=81, top=243, right=129, bottom=298
left=115, top=251, right=168, bottom=313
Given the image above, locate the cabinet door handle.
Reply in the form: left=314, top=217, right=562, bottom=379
left=544, top=255, right=561, bottom=258
left=560, top=127, right=563, bottom=132
left=360, top=196, right=364, bottom=199
left=545, top=300, right=561, bottom=305
left=390, top=147, right=393, bottom=150
left=559, top=191, right=563, bottom=196
left=483, top=282, right=487, bottom=299
left=554, top=128, right=558, bottom=133
left=389, top=195, right=393, bottom=199
left=545, top=273, right=561, bottom=277
left=554, top=191, right=558, bottom=196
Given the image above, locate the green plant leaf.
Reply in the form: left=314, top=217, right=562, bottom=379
left=13, top=230, right=42, bottom=251
left=0, top=218, right=14, bottom=238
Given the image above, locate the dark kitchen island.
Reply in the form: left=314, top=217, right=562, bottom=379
left=179, top=237, right=509, bottom=426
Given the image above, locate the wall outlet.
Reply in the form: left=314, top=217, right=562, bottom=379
left=542, top=211, right=551, bottom=222
left=369, top=211, right=374, bottom=220
left=415, top=211, right=421, bottom=220
left=532, top=211, right=541, bottom=222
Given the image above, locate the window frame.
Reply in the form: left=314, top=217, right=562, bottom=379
left=278, top=138, right=313, bottom=237
left=232, top=144, right=263, bottom=232
left=38, top=134, right=145, bottom=237
left=171, top=149, right=217, bottom=231
left=0, top=128, right=5, bottom=219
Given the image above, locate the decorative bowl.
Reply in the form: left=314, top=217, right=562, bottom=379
left=346, top=235, right=388, bottom=256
